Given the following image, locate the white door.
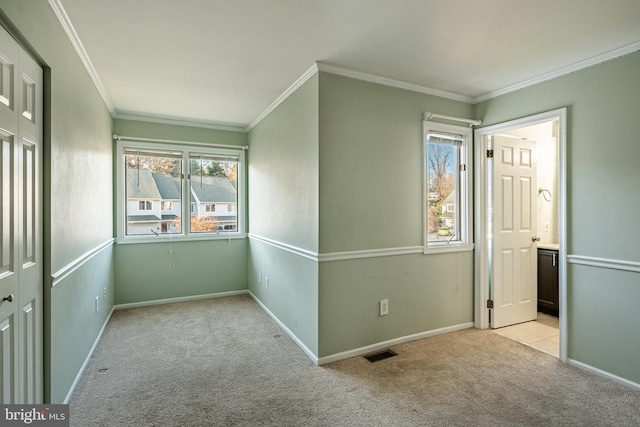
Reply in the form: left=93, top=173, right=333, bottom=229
left=0, top=25, right=43, bottom=404
left=491, top=136, right=538, bottom=328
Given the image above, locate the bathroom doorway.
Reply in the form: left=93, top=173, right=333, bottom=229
left=474, top=108, right=567, bottom=361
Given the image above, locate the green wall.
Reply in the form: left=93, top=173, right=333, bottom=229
left=247, top=74, right=319, bottom=355
left=317, top=73, right=475, bottom=357
left=115, top=240, right=247, bottom=304
left=475, top=51, right=640, bottom=384
left=319, top=252, right=472, bottom=356
left=0, top=1, right=115, bottom=402
left=248, top=241, right=318, bottom=355
left=112, top=119, right=249, bottom=304
left=248, top=75, right=319, bottom=251
left=248, top=71, right=475, bottom=359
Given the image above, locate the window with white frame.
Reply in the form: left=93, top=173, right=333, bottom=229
left=117, top=139, right=245, bottom=241
left=139, top=200, right=152, bottom=211
left=423, top=121, right=472, bottom=253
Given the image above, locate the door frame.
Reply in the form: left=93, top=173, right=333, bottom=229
left=473, top=108, right=567, bottom=362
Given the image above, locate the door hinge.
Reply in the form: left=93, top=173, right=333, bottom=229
left=486, top=149, right=494, bottom=158
left=460, top=164, right=467, bottom=172
left=486, top=299, right=494, bottom=309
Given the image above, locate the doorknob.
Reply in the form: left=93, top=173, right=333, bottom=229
left=531, top=236, right=541, bottom=242
left=2, top=294, right=14, bottom=303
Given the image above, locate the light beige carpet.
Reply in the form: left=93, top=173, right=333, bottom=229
left=69, top=294, right=640, bottom=426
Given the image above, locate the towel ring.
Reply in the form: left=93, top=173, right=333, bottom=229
left=538, top=188, right=551, bottom=202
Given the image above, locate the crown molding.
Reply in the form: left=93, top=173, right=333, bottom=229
left=48, top=0, right=114, bottom=113
left=316, top=62, right=473, bottom=104
left=113, top=112, right=247, bottom=133
left=246, top=63, right=319, bottom=132
left=473, top=40, right=640, bottom=103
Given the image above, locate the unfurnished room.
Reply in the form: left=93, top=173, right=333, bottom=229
left=0, top=1, right=639, bottom=426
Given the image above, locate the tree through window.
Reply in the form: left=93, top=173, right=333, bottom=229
left=423, top=121, right=472, bottom=253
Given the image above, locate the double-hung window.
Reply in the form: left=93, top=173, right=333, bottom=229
left=116, top=139, right=245, bottom=242
left=423, top=120, right=472, bottom=253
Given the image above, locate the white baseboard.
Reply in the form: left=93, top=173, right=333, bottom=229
left=248, top=291, right=319, bottom=364
left=317, top=322, right=474, bottom=365
left=63, top=306, right=115, bottom=404
left=247, top=294, right=475, bottom=367
left=567, top=358, right=640, bottom=392
left=113, top=289, right=249, bottom=310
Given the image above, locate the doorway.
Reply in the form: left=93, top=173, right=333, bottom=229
left=474, top=108, right=567, bottom=361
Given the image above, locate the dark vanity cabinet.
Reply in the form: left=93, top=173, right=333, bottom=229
left=537, top=248, right=559, bottom=316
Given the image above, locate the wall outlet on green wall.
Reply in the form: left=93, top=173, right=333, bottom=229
left=380, top=299, right=389, bottom=316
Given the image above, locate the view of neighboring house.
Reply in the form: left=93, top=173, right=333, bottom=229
left=151, top=172, right=182, bottom=233
left=440, top=190, right=456, bottom=229
left=190, top=175, right=238, bottom=231
left=126, top=168, right=167, bottom=235
left=126, top=168, right=237, bottom=235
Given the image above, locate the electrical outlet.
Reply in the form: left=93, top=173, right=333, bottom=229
left=103, top=287, right=107, bottom=298
left=265, top=277, right=270, bottom=289
left=380, top=299, right=389, bottom=316
left=545, top=222, right=549, bottom=232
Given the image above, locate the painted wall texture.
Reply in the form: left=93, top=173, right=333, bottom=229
left=248, top=72, right=475, bottom=359
left=475, top=51, right=640, bottom=384
left=317, top=73, right=475, bottom=357
left=0, top=1, right=115, bottom=402
left=248, top=74, right=320, bottom=355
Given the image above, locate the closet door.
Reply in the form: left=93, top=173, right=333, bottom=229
left=0, top=24, right=43, bottom=404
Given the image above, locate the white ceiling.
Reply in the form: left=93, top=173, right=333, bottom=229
left=57, top=0, right=640, bottom=130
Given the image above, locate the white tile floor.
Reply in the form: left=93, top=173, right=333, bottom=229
left=493, top=313, right=559, bottom=357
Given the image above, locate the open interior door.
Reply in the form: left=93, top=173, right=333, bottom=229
left=491, top=135, right=538, bottom=328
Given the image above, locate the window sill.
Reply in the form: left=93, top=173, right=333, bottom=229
left=116, top=233, right=247, bottom=245
left=424, top=243, right=474, bottom=255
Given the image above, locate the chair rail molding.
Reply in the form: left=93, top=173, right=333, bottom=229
left=50, top=238, right=115, bottom=287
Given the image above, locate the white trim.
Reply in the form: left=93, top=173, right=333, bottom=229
left=473, top=41, right=640, bottom=103
left=113, top=290, right=248, bottom=310
left=115, top=139, right=246, bottom=242
left=317, top=62, right=473, bottom=104
left=113, top=134, right=249, bottom=151
left=50, top=238, right=115, bottom=287
left=115, top=233, right=246, bottom=245
left=423, top=120, right=474, bottom=255
left=63, top=306, right=114, bottom=404
left=473, top=108, right=568, bottom=362
left=248, top=233, right=431, bottom=262
left=114, top=113, right=246, bottom=133
left=567, top=255, right=640, bottom=273
left=246, top=63, right=319, bottom=132
left=423, top=112, right=482, bottom=127
left=248, top=291, right=319, bottom=364
left=47, top=0, right=114, bottom=112
left=319, top=246, right=423, bottom=262
left=247, top=233, right=318, bottom=261
left=317, top=322, right=474, bottom=366
left=567, top=358, right=640, bottom=392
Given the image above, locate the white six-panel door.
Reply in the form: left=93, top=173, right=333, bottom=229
left=0, top=24, right=43, bottom=404
left=491, top=136, right=538, bottom=328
